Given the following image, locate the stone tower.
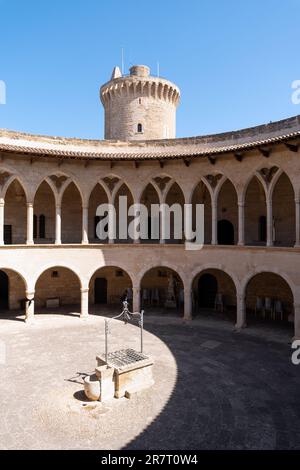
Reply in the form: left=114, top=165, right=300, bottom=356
left=100, top=65, right=180, bottom=141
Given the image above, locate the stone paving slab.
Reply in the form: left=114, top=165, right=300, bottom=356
left=0, top=313, right=299, bottom=449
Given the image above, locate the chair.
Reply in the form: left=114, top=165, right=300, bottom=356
left=272, top=300, right=283, bottom=321
left=255, top=297, right=264, bottom=317
left=214, top=293, right=224, bottom=312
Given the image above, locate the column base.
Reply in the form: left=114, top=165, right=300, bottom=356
left=81, top=240, right=89, bottom=245
left=25, top=316, right=35, bottom=324
left=80, top=313, right=89, bottom=320
left=26, top=241, right=34, bottom=246
left=234, top=322, right=247, bottom=331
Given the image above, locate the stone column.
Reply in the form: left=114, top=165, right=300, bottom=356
left=0, top=199, right=4, bottom=245
left=183, top=287, right=192, bottom=321
left=26, top=203, right=34, bottom=245
left=295, top=199, right=300, bottom=247
left=55, top=204, right=62, bottom=245
left=235, top=293, right=247, bottom=330
left=132, top=286, right=141, bottom=313
left=160, top=207, right=166, bottom=244
left=82, top=206, right=89, bottom=244
left=211, top=200, right=217, bottom=245
left=238, top=202, right=245, bottom=246
left=266, top=197, right=273, bottom=247
left=80, top=288, right=89, bottom=318
left=25, top=291, right=35, bottom=323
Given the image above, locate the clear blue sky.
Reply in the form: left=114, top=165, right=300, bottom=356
left=0, top=0, right=300, bottom=139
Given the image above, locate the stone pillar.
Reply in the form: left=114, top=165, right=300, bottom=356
left=211, top=200, right=217, bottom=245
left=295, top=199, right=300, bottom=247
left=293, top=303, right=300, bottom=340
left=80, top=288, right=89, bottom=318
left=26, top=203, right=34, bottom=245
left=266, top=197, right=273, bottom=247
left=25, top=291, right=35, bottom=323
left=55, top=204, right=62, bottom=245
left=238, top=202, right=245, bottom=246
left=235, top=293, right=247, bottom=330
left=82, top=206, right=89, bottom=244
left=183, top=287, right=192, bottom=321
left=0, top=199, right=4, bottom=245
left=132, top=286, right=141, bottom=313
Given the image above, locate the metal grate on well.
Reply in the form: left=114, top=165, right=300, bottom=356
left=106, top=348, right=149, bottom=368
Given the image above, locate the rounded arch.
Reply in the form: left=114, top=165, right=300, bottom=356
left=114, top=182, right=134, bottom=243
left=34, top=264, right=82, bottom=289
left=34, top=265, right=82, bottom=314
left=191, top=267, right=237, bottom=321
left=0, top=268, right=28, bottom=313
left=88, top=182, right=109, bottom=243
left=244, top=271, right=294, bottom=323
left=241, top=268, right=296, bottom=296
left=88, top=265, right=133, bottom=311
left=0, top=266, right=28, bottom=291
left=140, top=265, right=184, bottom=315
left=137, top=263, right=186, bottom=288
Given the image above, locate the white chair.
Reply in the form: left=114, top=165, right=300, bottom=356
left=273, top=300, right=283, bottom=321
left=255, top=297, right=264, bottom=317
left=214, top=293, right=224, bottom=312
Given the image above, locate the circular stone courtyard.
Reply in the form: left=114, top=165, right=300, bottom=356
left=0, top=313, right=300, bottom=450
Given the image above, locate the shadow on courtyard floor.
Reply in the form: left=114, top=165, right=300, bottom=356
left=123, top=317, right=299, bottom=450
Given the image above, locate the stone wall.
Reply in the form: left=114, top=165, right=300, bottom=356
left=35, top=267, right=81, bottom=308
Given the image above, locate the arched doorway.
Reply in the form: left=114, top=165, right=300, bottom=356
left=140, top=267, right=184, bottom=315
left=192, top=269, right=237, bottom=322
left=245, top=272, right=294, bottom=330
left=114, top=184, right=134, bottom=243
left=0, top=270, right=9, bottom=310
left=35, top=267, right=81, bottom=315
left=198, top=273, right=217, bottom=308
left=89, top=266, right=132, bottom=314
left=217, top=219, right=234, bottom=245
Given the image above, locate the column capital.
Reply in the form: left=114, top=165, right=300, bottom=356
left=25, top=291, right=35, bottom=298
left=80, top=287, right=89, bottom=294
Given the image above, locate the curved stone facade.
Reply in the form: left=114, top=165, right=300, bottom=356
left=1, top=73, right=300, bottom=340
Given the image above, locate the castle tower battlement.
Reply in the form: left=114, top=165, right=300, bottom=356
left=100, top=65, right=180, bottom=141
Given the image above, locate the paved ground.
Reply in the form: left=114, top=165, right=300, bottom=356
left=0, top=311, right=300, bottom=450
